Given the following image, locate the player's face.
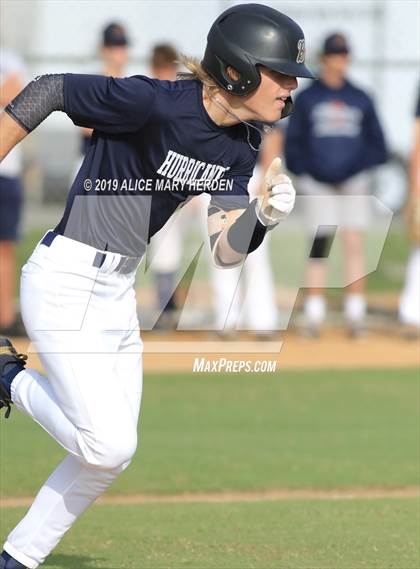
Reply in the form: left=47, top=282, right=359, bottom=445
left=101, top=46, right=129, bottom=72
left=322, top=54, right=349, bottom=77
left=240, top=67, right=298, bottom=123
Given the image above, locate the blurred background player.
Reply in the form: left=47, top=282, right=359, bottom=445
left=80, top=23, right=130, bottom=157
left=0, top=49, right=26, bottom=336
left=150, top=43, right=178, bottom=80
left=399, top=89, right=420, bottom=337
left=211, top=126, right=281, bottom=339
left=285, top=33, right=387, bottom=337
left=147, top=44, right=181, bottom=330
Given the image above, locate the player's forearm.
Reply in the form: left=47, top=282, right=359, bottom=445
left=212, top=160, right=296, bottom=267
left=214, top=230, right=248, bottom=267
left=211, top=201, right=272, bottom=268
left=1, top=74, right=65, bottom=162
left=0, top=112, right=27, bottom=161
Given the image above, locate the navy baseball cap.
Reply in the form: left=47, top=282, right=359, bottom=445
left=322, top=33, right=350, bottom=55
left=102, top=23, right=129, bottom=47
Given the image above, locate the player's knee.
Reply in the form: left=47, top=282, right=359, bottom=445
left=81, top=429, right=138, bottom=470
left=101, top=433, right=137, bottom=470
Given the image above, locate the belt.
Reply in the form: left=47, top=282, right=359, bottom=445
left=40, top=231, right=140, bottom=273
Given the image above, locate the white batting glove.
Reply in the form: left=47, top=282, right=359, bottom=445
left=256, top=157, right=296, bottom=226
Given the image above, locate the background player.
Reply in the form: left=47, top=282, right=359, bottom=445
left=210, top=125, right=282, bottom=338
left=0, top=5, right=312, bottom=568
left=0, top=49, right=26, bottom=337
left=399, top=89, right=420, bottom=336
left=285, top=33, right=387, bottom=337
left=79, top=22, right=131, bottom=157
left=147, top=44, right=182, bottom=329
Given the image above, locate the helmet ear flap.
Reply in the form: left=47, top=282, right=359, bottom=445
left=203, top=46, right=262, bottom=95
left=220, top=58, right=261, bottom=94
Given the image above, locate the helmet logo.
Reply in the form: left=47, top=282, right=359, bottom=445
left=296, top=39, right=305, bottom=63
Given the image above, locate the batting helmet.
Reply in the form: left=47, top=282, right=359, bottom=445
left=202, top=3, right=315, bottom=98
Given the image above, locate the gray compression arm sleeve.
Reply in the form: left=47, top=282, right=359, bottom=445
left=4, top=74, right=65, bottom=133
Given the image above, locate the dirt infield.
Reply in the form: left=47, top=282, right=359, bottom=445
left=10, top=329, right=419, bottom=373
left=1, top=487, right=419, bottom=509
left=142, top=330, right=419, bottom=372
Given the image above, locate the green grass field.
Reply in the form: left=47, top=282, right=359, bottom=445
left=1, top=368, right=419, bottom=568
left=1, top=499, right=418, bottom=568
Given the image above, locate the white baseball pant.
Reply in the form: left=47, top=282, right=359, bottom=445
left=399, top=247, right=420, bottom=327
left=3, top=233, right=143, bottom=568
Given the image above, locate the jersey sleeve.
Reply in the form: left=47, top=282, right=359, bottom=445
left=63, top=73, right=157, bottom=133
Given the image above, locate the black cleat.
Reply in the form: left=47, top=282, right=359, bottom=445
left=0, top=338, right=28, bottom=419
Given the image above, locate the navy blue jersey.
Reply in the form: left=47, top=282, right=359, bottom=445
left=285, top=79, right=387, bottom=184
left=56, top=74, right=259, bottom=256
left=415, top=88, right=420, bottom=118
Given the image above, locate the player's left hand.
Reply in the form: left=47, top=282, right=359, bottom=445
left=256, top=157, right=296, bottom=226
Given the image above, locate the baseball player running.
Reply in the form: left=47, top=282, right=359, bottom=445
left=0, top=5, right=314, bottom=567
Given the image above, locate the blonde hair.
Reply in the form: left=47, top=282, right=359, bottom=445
left=177, top=55, right=219, bottom=94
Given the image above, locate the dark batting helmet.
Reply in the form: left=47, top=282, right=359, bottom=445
left=202, top=3, right=314, bottom=100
